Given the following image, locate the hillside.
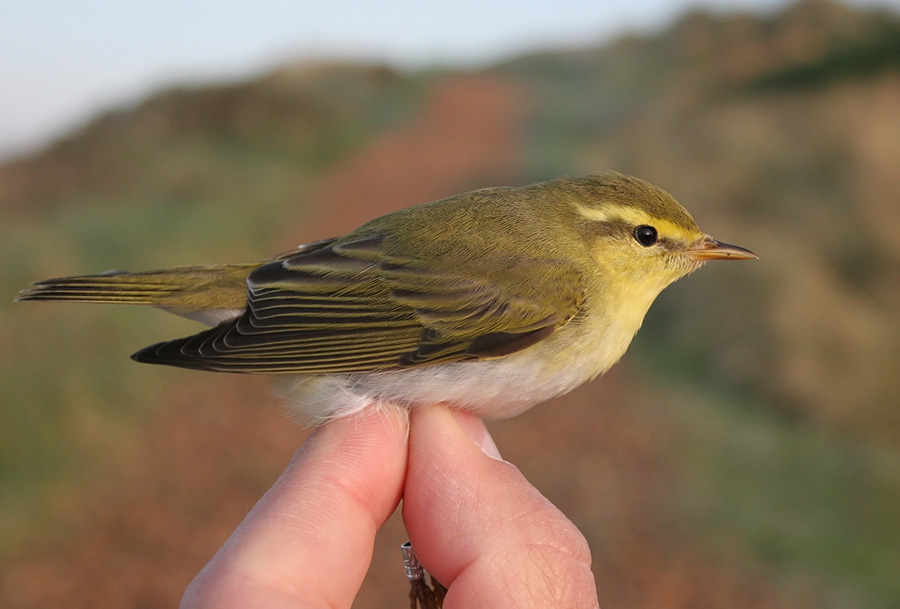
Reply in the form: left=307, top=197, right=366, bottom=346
left=3, top=1, right=899, bottom=607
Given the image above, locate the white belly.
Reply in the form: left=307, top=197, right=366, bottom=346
left=278, top=307, right=644, bottom=425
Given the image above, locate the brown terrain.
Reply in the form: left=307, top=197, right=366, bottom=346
left=1, top=72, right=802, bottom=609
left=5, top=2, right=900, bottom=607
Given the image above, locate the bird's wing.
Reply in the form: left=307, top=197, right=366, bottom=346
left=132, top=235, right=585, bottom=373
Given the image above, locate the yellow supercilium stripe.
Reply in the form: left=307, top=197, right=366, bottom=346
left=572, top=201, right=697, bottom=242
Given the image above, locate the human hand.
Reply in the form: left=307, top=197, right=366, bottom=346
left=181, top=404, right=599, bottom=608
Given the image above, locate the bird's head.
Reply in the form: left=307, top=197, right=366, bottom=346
left=567, top=172, right=756, bottom=301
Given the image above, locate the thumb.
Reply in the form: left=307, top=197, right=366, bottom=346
left=403, top=405, right=599, bottom=609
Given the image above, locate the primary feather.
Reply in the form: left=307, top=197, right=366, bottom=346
left=133, top=226, right=584, bottom=373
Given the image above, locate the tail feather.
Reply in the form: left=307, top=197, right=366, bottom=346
left=18, top=271, right=184, bottom=304
left=17, top=264, right=259, bottom=322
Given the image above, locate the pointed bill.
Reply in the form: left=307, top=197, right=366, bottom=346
left=687, top=236, right=758, bottom=261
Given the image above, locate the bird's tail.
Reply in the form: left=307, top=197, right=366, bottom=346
left=16, top=263, right=259, bottom=324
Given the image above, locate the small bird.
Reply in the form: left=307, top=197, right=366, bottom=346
left=18, top=172, right=756, bottom=424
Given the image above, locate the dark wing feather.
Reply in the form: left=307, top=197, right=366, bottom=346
left=132, top=235, right=584, bottom=373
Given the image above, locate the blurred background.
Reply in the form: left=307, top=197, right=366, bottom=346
left=2, top=0, right=900, bottom=607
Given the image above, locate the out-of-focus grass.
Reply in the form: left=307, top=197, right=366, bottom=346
left=504, top=8, right=900, bottom=599
left=0, top=66, right=429, bottom=558
left=1, top=213, right=191, bottom=556
left=645, top=377, right=900, bottom=609
left=749, top=23, right=900, bottom=91
left=2, top=206, right=276, bottom=559
left=4, top=3, right=900, bottom=606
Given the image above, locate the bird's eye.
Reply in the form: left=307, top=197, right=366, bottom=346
left=633, top=225, right=658, bottom=247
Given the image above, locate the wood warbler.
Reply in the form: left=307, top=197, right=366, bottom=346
left=18, top=172, right=756, bottom=424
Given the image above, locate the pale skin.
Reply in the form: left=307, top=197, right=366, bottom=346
left=180, top=404, right=600, bottom=608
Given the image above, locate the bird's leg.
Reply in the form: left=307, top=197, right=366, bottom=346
left=430, top=575, right=447, bottom=604
left=401, top=541, right=445, bottom=608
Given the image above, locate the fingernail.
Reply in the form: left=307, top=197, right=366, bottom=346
left=449, top=409, right=503, bottom=460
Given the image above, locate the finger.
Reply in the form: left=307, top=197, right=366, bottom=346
left=403, top=405, right=599, bottom=609
left=182, top=405, right=409, bottom=609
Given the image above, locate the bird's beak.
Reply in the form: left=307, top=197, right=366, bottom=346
left=686, top=236, right=758, bottom=261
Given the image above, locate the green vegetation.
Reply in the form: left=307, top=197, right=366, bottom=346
left=657, top=381, right=900, bottom=608
left=0, top=63, right=429, bottom=558
left=504, top=1, right=900, bottom=604
left=3, top=1, right=900, bottom=606
left=750, top=24, right=900, bottom=91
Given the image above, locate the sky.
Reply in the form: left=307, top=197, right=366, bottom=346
left=2, top=0, right=899, bottom=160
